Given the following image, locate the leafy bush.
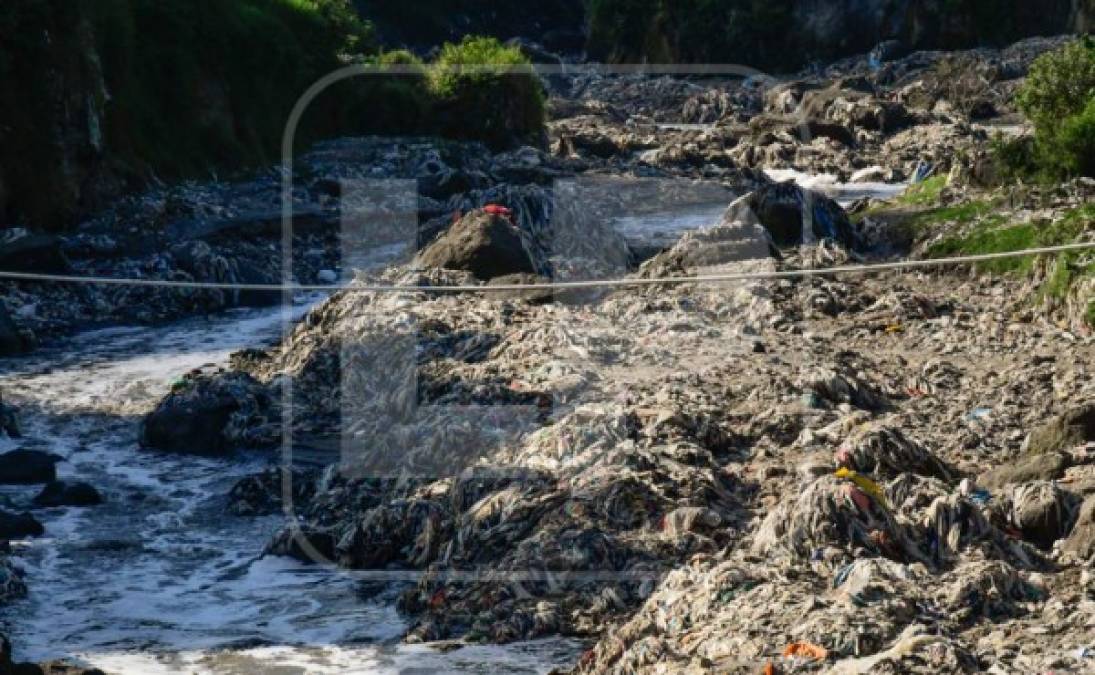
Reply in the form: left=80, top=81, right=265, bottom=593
left=343, top=49, right=432, bottom=136
left=1046, top=96, right=1095, bottom=177
left=428, top=36, right=546, bottom=150
left=1002, top=37, right=1095, bottom=179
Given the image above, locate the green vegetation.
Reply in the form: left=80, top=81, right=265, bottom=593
left=429, top=37, right=546, bottom=150
left=90, top=0, right=375, bottom=174
left=899, top=176, right=949, bottom=207
left=925, top=205, right=1095, bottom=323
left=0, top=0, right=375, bottom=229
left=0, top=1, right=544, bottom=230
left=996, top=38, right=1095, bottom=179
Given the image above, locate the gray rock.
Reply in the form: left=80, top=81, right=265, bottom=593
left=415, top=209, right=538, bottom=281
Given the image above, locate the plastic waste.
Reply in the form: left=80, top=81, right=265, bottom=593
left=783, top=641, right=828, bottom=660
left=483, top=204, right=514, bottom=220
left=913, top=161, right=935, bottom=183
left=835, top=467, right=890, bottom=511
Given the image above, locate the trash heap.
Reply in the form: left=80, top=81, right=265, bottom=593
left=142, top=153, right=1095, bottom=673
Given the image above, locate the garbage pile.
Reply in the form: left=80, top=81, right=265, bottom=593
left=154, top=176, right=1095, bottom=674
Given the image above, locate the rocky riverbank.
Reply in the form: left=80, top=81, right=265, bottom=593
left=3, top=33, right=1094, bottom=674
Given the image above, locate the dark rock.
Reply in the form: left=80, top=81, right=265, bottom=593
left=0, top=233, right=70, bottom=274
left=1, top=633, right=11, bottom=675
left=0, top=557, right=26, bottom=604
left=0, top=511, right=44, bottom=539
left=852, top=101, right=913, bottom=135
left=414, top=209, right=538, bottom=281
left=968, top=98, right=998, bottom=120
left=736, top=182, right=861, bottom=250
left=805, top=120, right=856, bottom=146
left=980, top=451, right=1071, bottom=489
left=139, top=372, right=272, bottom=456
left=266, top=525, right=338, bottom=564
left=0, top=450, right=59, bottom=485
left=228, top=468, right=315, bottom=516
left=0, top=307, right=31, bottom=358
left=1063, top=496, right=1095, bottom=559
left=1026, top=403, right=1095, bottom=455
left=32, top=481, right=103, bottom=508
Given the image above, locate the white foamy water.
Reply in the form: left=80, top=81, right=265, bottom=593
left=0, top=270, right=581, bottom=672
left=611, top=172, right=906, bottom=250
left=764, top=168, right=907, bottom=206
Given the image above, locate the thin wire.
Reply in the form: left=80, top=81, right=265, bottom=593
left=0, top=241, right=1092, bottom=293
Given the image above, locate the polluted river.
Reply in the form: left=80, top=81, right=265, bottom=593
left=0, top=173, right=908, bottom=673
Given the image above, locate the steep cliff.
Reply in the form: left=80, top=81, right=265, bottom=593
left=0, top=0, right=369, bottom=232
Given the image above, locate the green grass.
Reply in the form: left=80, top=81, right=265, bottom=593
left=899, top=176, right=949, bottom=206
left=927, top=221, right=1040, bottom=274
left=428, top=36, right=546, bottom=150
left=924, top=205, right=1095, bottom=321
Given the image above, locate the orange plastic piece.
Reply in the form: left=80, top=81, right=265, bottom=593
left=783, top=642, right=829, bottom=660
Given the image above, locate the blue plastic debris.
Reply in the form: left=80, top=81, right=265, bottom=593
left=913, top=161, right=935, bottom=183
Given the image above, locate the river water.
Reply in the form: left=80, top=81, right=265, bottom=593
left=0, top=174, right=903, bottom=673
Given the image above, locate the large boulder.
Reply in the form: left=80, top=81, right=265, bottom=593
left=414, top=209, right=539, bottom=281
left=1025, top=403, right=1095, bottom=455
left=0, top=450, right=58, bottom=485
left=0, top=511, right=44, bottom=540
left=732, top=182, right=861, bottom=250
left=32, top=481, right=103, bottom=508
left=139, top=372, right=272, bottom=456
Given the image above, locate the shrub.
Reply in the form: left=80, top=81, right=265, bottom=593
left=989, top=134, right=1040, bottom=181
left=1045, top=96, right=1095, bottom=177
left=1016, top=37, right=1095, bottom=132
left=428, top=36, right=546, bottom=150
left=1004, top=37, right=1095, bottom=179
left=341, top=49, right=432, bottom=136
